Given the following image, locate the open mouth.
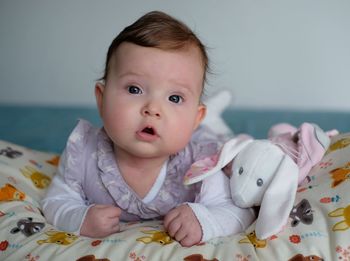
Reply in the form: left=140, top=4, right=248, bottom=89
left=136, top=126, right=159, bottom=141
left=142, top=127, right=155, bottom=135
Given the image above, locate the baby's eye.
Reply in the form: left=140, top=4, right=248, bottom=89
left=168, top=95, right=183, bottom=104
left=128, top=86, right=142, bottom=94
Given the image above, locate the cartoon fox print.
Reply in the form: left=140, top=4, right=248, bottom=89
left=329, top=161, right=350, bottom=188
left=46, top=155, right=60, bottom=166
left=0, top=183, right=25, bottom=201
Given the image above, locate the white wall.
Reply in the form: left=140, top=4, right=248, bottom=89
left=1, top=0, right=350, bottom=110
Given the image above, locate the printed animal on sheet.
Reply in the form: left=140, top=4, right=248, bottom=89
left=326, top=137, right=350, bottom=154
left=37, top=230, right=78, bottom=245
left=328, top=204, right=350, bottom=231
left=288, top=253, right=324, bottom=261
left=20, top=166, right=51, bottom=189
left=0, top=183, right=25, bottom=201
left=10, top=217, right=45, bottom=237
left=238, top=231, right=267, bottom=248
left=289, top=199, right=314, bottom=227
left=76, top=255, right=110, bottom=261
left=136, top=230, right=174, bottom=245
left=46, top=155, right=60, bottom=166
left=0, top=147, right=23, bottom=159
left=183, top=254, right=219, bottom=261
left=329, top=162, right=350, bottom=188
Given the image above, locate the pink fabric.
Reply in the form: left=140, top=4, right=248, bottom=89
left=186, top=123, right=330, bottom=186
left=269, top=122, right=331, bottom=184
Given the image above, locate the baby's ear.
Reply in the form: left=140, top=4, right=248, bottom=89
left=95, top=82, right=105, bottom=118
left=193, top=104, right=207, bottom=130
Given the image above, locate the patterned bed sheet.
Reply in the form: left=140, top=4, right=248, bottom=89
left=0, top=134, right=350, bottom=261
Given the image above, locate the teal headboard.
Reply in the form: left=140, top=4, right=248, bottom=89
left=222, top=108, right=350, bottom=138
left=1, top=105, right=349, bottom=153
left=0, top=106, right=101, bottom=153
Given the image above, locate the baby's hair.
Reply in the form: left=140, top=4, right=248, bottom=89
left=100, top=11, right=209, bottom=88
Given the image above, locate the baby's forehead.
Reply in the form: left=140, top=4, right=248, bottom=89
left=110, top=43, right=205, bottom=77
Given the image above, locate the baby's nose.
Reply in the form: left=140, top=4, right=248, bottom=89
left=142, top=102, right=161, bottom=118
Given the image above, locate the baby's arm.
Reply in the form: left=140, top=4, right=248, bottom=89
left=41, top=173, right=90, bottom=233
left=187, top=198, right=255, bottom=242
left=80, top=204, right=121, bottom=238
left=187, top=170, right=255, bottom=242
left=41, top=168, right=121, bottom=237
left=163, top=204, right=202, bottom=247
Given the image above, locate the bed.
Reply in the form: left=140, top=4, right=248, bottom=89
left=1, top=105, right=350, bottom=260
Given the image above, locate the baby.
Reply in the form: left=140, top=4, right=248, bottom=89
left=41, top=11, right=255, bottom=247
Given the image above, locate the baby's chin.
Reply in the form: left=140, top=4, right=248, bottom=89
left=113, top=138, right=189, bottom=159
left=115, top=145, right=169, bottom=160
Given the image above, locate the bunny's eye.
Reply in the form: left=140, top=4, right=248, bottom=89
left=238, top=167, right=244, bottom=175
left=257, top=178, right=263, bottom=187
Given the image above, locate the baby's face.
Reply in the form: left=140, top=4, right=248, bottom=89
left=95, top=42, right=206, bottom=160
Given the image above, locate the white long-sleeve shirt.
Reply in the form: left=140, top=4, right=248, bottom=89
left=42, top=166, right=255, bottom=241
left=41, top=120, right=255, bottom=241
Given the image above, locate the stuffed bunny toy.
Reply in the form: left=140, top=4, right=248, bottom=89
left=184, top=123, right=331, bottom=239
left=225, top=139, right=300, bottom=239
left=184, top=137, right=299, bottom=240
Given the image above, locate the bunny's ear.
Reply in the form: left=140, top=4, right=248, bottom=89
left=184, top=136, right=253, bottom=185
left=255, top=154, right=299, bottom=239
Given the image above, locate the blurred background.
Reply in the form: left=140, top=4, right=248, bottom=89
left=1, top=0, right=350, bottom=111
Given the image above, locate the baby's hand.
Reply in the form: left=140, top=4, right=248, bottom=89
left=80, top=204, right=121, bottom=238
left=163, top=204, right=202, bottom=247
